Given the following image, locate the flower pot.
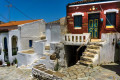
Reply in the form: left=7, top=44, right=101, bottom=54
left=7, top=64, right=10, bottom=67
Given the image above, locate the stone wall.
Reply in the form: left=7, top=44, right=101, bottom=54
left=32, top=64, right=64, bottom=80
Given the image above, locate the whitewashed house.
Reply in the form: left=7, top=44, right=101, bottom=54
left=22, top=17, right=67, bottom=69
left=0, top=19, right=46, bottom=63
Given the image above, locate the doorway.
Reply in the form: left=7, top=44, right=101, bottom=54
left=12, top=36, right=18, bottom=56
left=64, top=45, right=86, bottom=67
left=3, top=37, right=8, bottom=62
left=88, top=13, right=100, bottom=39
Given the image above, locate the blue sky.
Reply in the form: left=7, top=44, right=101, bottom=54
left=0, top=0, right=80, bottom=23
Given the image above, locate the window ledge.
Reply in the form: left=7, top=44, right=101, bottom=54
left=106, top=25, right=114, bottom=28
left=74, top=27, right=82, bottom=29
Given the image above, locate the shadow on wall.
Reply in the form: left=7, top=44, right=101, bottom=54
left=115, top=42, right=120, bottom=62
left=101, top=62, right=120, bottom=76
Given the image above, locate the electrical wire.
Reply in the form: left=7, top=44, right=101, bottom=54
left=99, top=5, right=119, bottom=33
left=0, top=14, right=9, bottom=21
left=5, top=0, right=34, bottom=20
left=0, top=14, right=14, bottom=25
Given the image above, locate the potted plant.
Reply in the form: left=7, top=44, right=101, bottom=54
left=0, top=60, right=2, bottom=65
left=7, top=61, right=10, bottom=66
left=11, top=62, right=14, bottom=66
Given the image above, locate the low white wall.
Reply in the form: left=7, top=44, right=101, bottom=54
left=17, top=51, right=37, bottom=67
left=100, top=33, right=120, bottom=63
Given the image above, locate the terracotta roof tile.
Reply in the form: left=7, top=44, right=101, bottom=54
left=0, top=19, right=42, bottom=27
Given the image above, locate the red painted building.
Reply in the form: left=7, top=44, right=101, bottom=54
left=67, top=0, right=120, bottom=38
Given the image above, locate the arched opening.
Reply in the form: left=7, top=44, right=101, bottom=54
left=3, top=37, right=8, bottom=62
left=12, top=36, right=18, bottom=56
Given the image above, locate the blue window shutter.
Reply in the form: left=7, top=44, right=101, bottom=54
left=74, top=15, right=82, bottom=27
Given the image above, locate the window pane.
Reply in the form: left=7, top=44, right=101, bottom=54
left=29, top=40, right=33, bottom=47
left=106, top=12, right=116, bottom=26
left=74, top=15, right=82, bottom=27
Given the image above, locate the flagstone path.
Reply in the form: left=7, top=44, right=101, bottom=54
left=0, top=63, right=120, bottom=80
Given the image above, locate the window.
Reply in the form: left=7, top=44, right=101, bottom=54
left=74, top=15, right=82, bottom=28
left=106, top=12, right=116, bottom=26
left=29, top=40, right=33, bottom=47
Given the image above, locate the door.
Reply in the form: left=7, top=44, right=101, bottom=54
left=88, top=13, right=99, bottom=39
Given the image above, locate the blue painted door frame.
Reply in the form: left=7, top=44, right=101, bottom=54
left=88, top=13, right=100, bottom=39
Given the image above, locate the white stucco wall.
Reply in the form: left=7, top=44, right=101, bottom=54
left=8, top=29, right=20, bottom=63
left=100, top=33, right=120, bottom=63
left=0, top=33, right=9, bottom=63
left=33, top=40, right=46, bottom=57
left=17, top=51, right=37, bottom=67
left=46, top=23, right=61, bottom=43
left=19, top=20, right=46, bottom=50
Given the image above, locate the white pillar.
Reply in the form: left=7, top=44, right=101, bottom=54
left=8, top=35, right=12, bottom=63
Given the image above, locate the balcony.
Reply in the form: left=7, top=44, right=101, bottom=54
left=64, top=33, right=90, bottom=45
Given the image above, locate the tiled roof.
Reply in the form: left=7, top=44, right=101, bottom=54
left=47, top=20, right=60, bottom=24
left=68, top=0, right=115, bottom=6
left=0, top=19, right=42, bottom=27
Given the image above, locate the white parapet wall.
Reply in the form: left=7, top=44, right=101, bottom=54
left=17, top=49, right=37, bottom=67
left=33, top=40, right=46, bottom=57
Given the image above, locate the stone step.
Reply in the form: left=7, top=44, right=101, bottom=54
left=79, top=60, right=92, bottom=65
left=89, top=42, right=103, bottom=46
left=90, top=39, right=102, bottom=42
left=80, top=56, right=93, bottom=62
left=87, top=45, right=100, bottom=49
left=82, top=52, right=95, bottom=58
left=85, top=49, right=99, bottom=54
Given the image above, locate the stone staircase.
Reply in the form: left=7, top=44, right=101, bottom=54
left=79, top=39, right=104, bottom=66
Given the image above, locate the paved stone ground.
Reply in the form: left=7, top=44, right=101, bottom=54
left=0, top=63, right=120, bottom=80
left=59, top=62, right=120, bottom=80
left=0, top=66, right=33, bottom=80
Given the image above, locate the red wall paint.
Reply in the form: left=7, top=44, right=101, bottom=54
left=67, top=2, right=120, bottom=38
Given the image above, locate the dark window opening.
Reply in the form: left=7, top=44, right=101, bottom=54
left=29, top=40, right=33, bottom=48
left=106, top=12, right=116, bottom=26
left=74, top=15, right=82, bottom=27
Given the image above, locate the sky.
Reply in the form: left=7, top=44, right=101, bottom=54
left=0, top=0, right=80, bottom=23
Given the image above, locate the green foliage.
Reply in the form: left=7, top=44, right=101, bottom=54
left=7, top=61, right=10, bottom=65
left=12, top=50, right=17, bottom=55
left=14, top=58, right=18, bottom=64
left=54, top=62, right=59, bottom=71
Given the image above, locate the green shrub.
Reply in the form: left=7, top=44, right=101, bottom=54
left=7, top=61, right=10, bottom=66
left=54, top=62, right=59, bottom=71
left=14, top=58, right=17, bottom=64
